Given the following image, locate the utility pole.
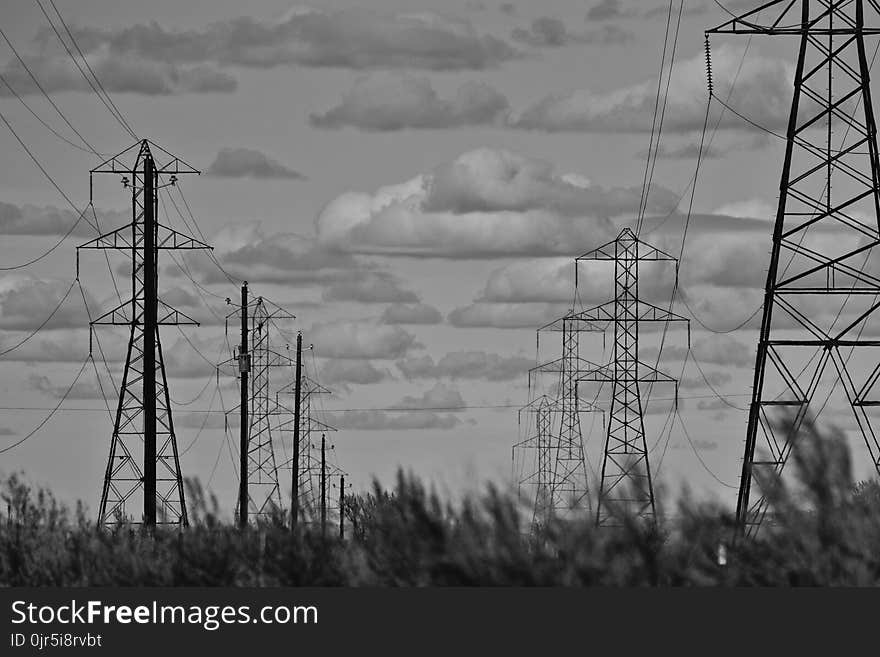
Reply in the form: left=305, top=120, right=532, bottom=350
left=238, top=282, right=249, bottom=529
left=321, top=433, right=327, bottom=537
left=81, top=139, right=209, bottom=528
left=222, top=288, right=293, bottom=524
left=708, top=0, right=880, bottom=537
left=339, top=475, right=345, bottom=540
left=291, top=331, right=303, bottom=529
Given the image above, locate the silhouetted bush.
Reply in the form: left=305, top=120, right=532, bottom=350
left=2, top=417, right=879, bottom=586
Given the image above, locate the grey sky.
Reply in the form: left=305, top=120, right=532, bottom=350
left=3, top=0, right=876, bottom=518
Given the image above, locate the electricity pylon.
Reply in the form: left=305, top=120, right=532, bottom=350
left=278, top=370, right=336, bottom=523
left=79, top=139, right=211, bottom=528
left=573, top=228, right=688, bottom=526
left=524, top=313, right=602, bottom=523
left=223, top=288, right=294, bottom=523
left=709, top=1, right=880, bottom=536
left=515, top=396, right=556, bottom=527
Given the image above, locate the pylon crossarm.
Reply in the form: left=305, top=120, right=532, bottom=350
left=157, top=301, right=199, bottom=326
left=90, top=140, right=148, bottom=175
left=530, top=355, right=600, bottom=375
left=91, top=139, right=200, bottom=177
left=576, top=359, right=678, bottom=384
left=154, top=223, right=212, bottom=250
left=576, top=227, right=678, bottom=262
left=707, top=0, right=880, bottom=34
left=537, top=313, right=603, bottom=333
left=90, top=300, right=139, bottom=325
left=78, top=223, right=138, bottom=251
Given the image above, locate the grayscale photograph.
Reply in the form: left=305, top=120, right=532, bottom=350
left=1, top=5, right=879, bottom=638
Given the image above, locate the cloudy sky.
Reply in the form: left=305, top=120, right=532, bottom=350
left=2, top=0, right=875, bottom=518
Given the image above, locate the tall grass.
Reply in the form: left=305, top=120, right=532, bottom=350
left=2, top=418, right=879, bottom=586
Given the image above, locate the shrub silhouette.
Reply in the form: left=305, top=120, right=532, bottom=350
left=1, top=416, right=878, bottom=586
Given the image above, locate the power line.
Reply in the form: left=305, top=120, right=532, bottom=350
left=34, top=0, right=136, bottom=139
left=0, top=356, right=89, bottom=455
left=0, top=279, right=76, bottom=357
left=0, top=24, right=100, bottom=155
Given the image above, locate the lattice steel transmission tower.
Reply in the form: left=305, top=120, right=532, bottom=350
left=79, top=140, right=211, bottom=528
left=515, top=396, right=555, bottom=526
left=526, top=314, right=602, bottom=521
left=223, top=288, right=295, bottom=523
left=708, top=1, right=880, bottom=536
left=573, top=228, right=688, bottom=526
left=279, top=371, right=336, bottom=522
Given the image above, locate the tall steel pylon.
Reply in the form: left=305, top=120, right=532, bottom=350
left=223, top=289, right=294, bottom=522
left=79, top=140, right=211, bottom=528
left=515, top=395, right=556, bottom=528
left=708, top=1, right=880, bottom=536
left=279, top=371, right=336, bottom=522
left=523, top=313, right=602, bottom=523
left=573, top=228, right=688, bottom=526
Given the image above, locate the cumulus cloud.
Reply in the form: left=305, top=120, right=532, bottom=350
left=309, top=320, right=419, bottom=359
left=587, top=0, right=635, bottom=21
left=180, top=223, right=368, bottom=286
left=323, top=409, right=461, bottom=430
left=511, top=45, right=793, bottom=133
left=693, top=335, right=754, bottom=368
left=164, top=335, right=224, bottom=379
left=28, top=372, right=104, bottom=400
left=318, top=359, right=393, bottom=387
left=51, top=8, right=519, bottom=72
left=644, top=4, right=709, bottom=19
left=380, top=303, right=443, bottom=325
left=206, top=148, right=305, bottom=180
left=396, top=351, right=532, bottom=381
left=0, top=329, right=124, bottom=363
left=391, top=382, right=466, bottom=410
left=0, top=202, right=121, bottom=237
left=310, top=74, right=509, bottom=130
left=447, top=302, right=568, bottom=329
left=0, top=49, right=235, bottom=96
left=512, top=18, right=633, bottom=47
left=680, top=370, right=734, bottom=390
left=316, top=148, right=677, bottom=258
left=478, top=254, right=676, bottom=305
left=0, top=276, right=89, bottom=330
left=322, top=272, right=419, bottom=304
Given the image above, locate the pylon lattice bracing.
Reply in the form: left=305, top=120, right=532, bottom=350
left=279, top=374, right=338, bottom=522
left=574, top=228, right=688, bottom=526
left=708, top=1, right=880, bottom=536
left=79, top=140, right=210, bottom=528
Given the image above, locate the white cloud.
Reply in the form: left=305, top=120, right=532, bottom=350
left=310, top=74, right=509, bottom=130
left=0, top=276, right=88, bottom=331
left=396, top=351, right=533, bottom=381
left=206, top=148, right=305, bottom=180
left=380, top=303, right=443, bottom=325
left=510, top=45, right=793, bottom=133
left=316, top=148, right=677, bottom=257
left=447, top=302, right=568, bottom=329
left=309, top=320, right=419, bottom=359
